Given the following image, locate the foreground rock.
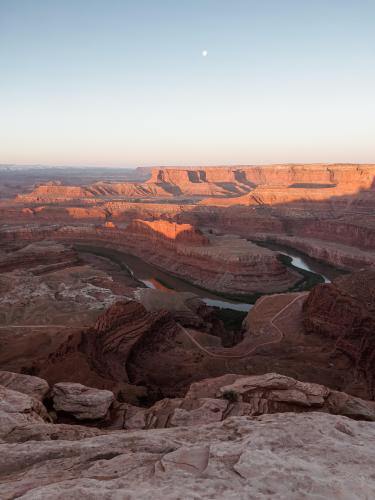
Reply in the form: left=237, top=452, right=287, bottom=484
left=2, top=422, right=106, bottom=444
left=0, top=412, right=374, bottom=499
left=52, top=383, right=115, bottom=420
left=0, top=386, right=50, bottom=439
left=0, top=370, right=49, bottom=401
left=110, top=373, right=375, bottom=430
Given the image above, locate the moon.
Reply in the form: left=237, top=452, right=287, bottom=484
left=202, top=50, right=208, bottom=57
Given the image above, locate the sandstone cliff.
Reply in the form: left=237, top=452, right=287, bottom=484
left=0, top=222, right=300, bottom=295
left=16, top=164, right=375, bottom=204
left=127, top=219, right=210, bottom=245
left=304, top=269, right=375, bottom=397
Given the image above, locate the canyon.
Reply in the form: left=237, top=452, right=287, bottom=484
left=1, top=163, right=375, bottom=499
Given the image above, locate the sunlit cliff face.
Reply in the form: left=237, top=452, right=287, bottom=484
left=12, top=165, right=375, bottom=209
left=127, top=219, right=210, bottom=245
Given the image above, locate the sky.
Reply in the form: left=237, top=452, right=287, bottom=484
left=0, top=0, right=375, bottom=167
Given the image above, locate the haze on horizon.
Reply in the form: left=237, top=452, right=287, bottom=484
left=1, top=0, right=374, bottom=167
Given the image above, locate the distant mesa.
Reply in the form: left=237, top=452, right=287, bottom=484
left=12, top=164, right=375, bottom=205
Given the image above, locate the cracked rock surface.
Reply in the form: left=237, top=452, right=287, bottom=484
left=0, top=412, right=374, bottom=499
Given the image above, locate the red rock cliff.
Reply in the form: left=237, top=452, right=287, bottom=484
left=126, top=219, right=209, bottom=245
left=303, top=270, right=375, bottom=397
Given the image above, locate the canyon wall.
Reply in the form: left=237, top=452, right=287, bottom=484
left=14, top=164, right=375, bottom=204
left=251, top=234, right=375, bottom=270
left=0, top=222, right=300, bottom=295
left=3, top=164, right=375, bottom=273
left=149, top=164, right=375, bottom=188
left=303, top=270, right=375, bottom=397
left=127, top=219, right=209, bottom=245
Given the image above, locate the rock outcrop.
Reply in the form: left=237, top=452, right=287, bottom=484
left=127, top=219, right=210, bottom=245
left=1, top=370, right=375, bottom=498
left=0, top=410, right=374, bottom=499
left=0, top=240, right=80, bottom=274
left=110, top=373, right=375, bottom=430
left=304, top=269, right=375, bottom=396
left=29, top=300, right=181, bottom=400
left=52, top=382, right=115, bottom=420
left=0, top=371, right=49, bottom=401
left=0, top=386, right=50, bottom=439
left=135, top=288, right=227, bottom=337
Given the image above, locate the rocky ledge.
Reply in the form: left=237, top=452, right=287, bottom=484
left=1, top=371, right=375, bottom=499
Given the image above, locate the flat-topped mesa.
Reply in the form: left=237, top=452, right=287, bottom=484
left=243, top=164, right=375, bottom=187
left=147, top=167, right=244, bottom=185
left=15, top=181, right=174, bottom=203
left=16, top=185, right=94, bottom=203
left=12, top=164, right=375, bottom=204
left=148, top=164, right=375, bottom=187
left=126, top=219, right=210, bottom=246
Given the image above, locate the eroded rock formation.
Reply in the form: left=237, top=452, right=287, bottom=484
left=110, top=372, right=375, bottom=431
left=0, top=371, right=49, bottom=401
left=304, top=269, right=375, bottom=396
left=52, top=382, right=115, bottom=420
left=0, top=222, right=300, bottom=295
left=1, top=372, right=375, bottom=499
left=1, top=410, right=374, bottom=499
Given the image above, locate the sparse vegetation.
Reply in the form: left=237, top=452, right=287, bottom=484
left=222, top=390, right=239, bottom=403
left=212, top=307, right=247, bottom=335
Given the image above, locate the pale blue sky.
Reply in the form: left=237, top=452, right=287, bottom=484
left=1, top=0, right=374, bottom=166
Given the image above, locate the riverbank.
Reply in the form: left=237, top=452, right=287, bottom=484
left=251, top=239, right=346, bottom=282
left=74, top=244, right=253, bottom=311
left=74, top=243, right=329, bottom=310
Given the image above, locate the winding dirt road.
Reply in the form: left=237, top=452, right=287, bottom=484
left=0, top=294, right=306, bottom=361
left=178, top=293, right=306, bottom=359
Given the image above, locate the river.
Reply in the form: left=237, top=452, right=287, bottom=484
left=251, top=240, right=345, bottom=283
left=76, top=245, right=252, bottom=312
left=76, top=242, right=340, bottom=313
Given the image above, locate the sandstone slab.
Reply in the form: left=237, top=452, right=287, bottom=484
left=0, top=385, right=50, bottom=439
left=110, top=373, right=375, bottom=432
left=0, top=413, right=374, bottom=499
left=0, top=371, right=49, bottom=401
left=52, top=383, right=114, bottom=420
